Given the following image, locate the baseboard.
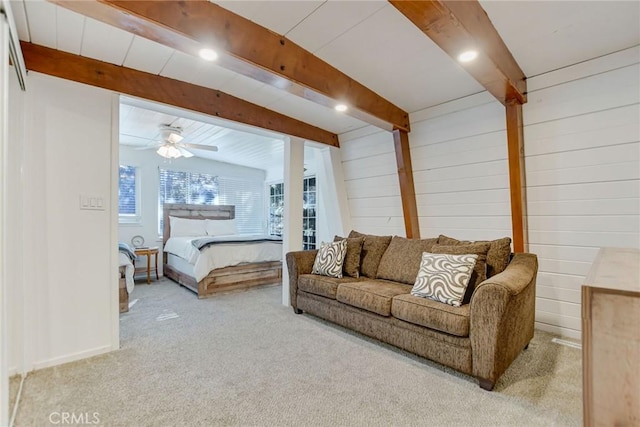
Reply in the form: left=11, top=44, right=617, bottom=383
left=32, top=345, right=112, bottom=371
left=535, top=322, right=581, bottom=341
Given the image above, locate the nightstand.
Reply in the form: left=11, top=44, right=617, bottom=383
left=134, top=246, right=159, bottom=284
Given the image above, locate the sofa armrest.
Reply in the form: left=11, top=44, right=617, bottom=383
left=285, top=250, right=318, bottom=310
left=469, top=253, right=538, bottom=389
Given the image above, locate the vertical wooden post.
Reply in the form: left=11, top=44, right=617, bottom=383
left=392, top=129, right=420, bottom=239
left=505, top=101, right=528, bottom=253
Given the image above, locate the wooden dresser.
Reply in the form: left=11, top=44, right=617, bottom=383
left=582, top=247, right=640, bottom=426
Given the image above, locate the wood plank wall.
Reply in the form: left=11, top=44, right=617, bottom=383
left=341, top=128, right=406, bottom=236
left=523, top=47, right=640, bottom=339
left=409, top=96, right=512, bottom=241
left=341, top=91, right=511, bottom=241
left=339, top=46, right=639, bottom=339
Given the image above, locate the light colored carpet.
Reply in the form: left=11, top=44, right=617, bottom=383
left=14, top=279, right=582, bottom=426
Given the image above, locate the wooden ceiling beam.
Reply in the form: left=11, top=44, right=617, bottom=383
left=49, top=0, right=410, bottom=132
left=20, top=42, right=339, bottom=147
left=390, top=0, right=527, bottom=105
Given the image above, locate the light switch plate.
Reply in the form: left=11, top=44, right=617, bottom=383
left=79, top=195, right=106, bottom=211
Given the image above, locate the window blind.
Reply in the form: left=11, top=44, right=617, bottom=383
left=119, top=165, right=137, bottom=215
left=217, top=177, right=264, bottom=234
left=159, top=169, right=263, bottom=235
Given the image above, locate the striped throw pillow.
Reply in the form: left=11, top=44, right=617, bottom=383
left=312, top=239, right=348, bottom=278
left=411, top=252, right=478, bottom=307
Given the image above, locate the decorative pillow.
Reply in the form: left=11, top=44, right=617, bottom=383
left=206, top=218, right=238, bottom=236
left=312, top=239, right=348, bottom=278
left=333, top=236, right=364, bottom=278
left=411, top=252, right=478, bottom=307
left=169, top=216, right=207, bottom=237
left=431, top=243, right=490, bottom=304
left=438, top=235, right=512, bottom=278
left=376, top=236, right=439, bottom=285
left=348, top=231, right=392, bottom=278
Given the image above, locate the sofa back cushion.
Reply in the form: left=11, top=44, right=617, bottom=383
left=348, top=231, right=392, bottom=278
left=438, top=235, right=511, bottom=278
left=431, top=242, right=490, bottom=304
left=376, top=236, right=439, bottom=285
left=333, top=235, right=365, bottom=278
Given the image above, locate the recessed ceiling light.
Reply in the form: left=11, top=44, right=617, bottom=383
left=199, top=48, right=218, bottom=61
left=334, top=104, right=348, bottom=112
left=458, top=50, right=478, bottom=63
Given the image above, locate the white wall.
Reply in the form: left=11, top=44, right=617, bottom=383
left=341, top=91, right=510, bottom=241
left=7, top=68, right=26, bottom=375
left=20, top=72, right=117, bottom=370
left=118, top=145, right=266, bottom=263
left=340, top=127, right=405, bottom=236
left=522, top=46, right=640, bottom=339
left=315, top=146, right=352, bottom=242
left=339, top=47, right=640, bottom=340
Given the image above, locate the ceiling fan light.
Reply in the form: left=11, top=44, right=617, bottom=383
left=167, top=133, right=184, bottom=144
left=166, top=145, right=182, bottom=159
left=177, top=146, right=194, bottom=158
left=157, top=145, right=170, bottom=158
left=157, top=144, right=182, bottom=159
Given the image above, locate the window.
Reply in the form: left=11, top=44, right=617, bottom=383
left=159, top=169, right=264, bottom=235
left=159, top=169, right=218, bottom=234
left=269, top=183, right=284, bottom=236
left=119, top=165, right=140, bottom=223
left=302, top=177, right=317, bottom=250
left=217, top=177, right=264, bottom=234
left=268, top=176, right=317, bottom=249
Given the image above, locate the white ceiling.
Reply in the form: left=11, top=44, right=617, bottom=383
left=10, top=0, right=640, bottom=172
left=119, top=96, right=287, bottom=175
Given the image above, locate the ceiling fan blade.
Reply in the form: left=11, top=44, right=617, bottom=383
left=181, top=142, right=218, bottom=152
left=134, top=142, right=163, bottom=150
left=177, top=146, right=194, bottom=158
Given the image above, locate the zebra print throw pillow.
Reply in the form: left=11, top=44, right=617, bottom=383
left=312, top=239, right=348, bottom=278
left=411, top=252, right=478, bottom=307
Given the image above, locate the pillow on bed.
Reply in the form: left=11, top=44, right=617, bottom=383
left=169, top=216, right=207, bottom=237
left=206, top=218, right=238, bottom=236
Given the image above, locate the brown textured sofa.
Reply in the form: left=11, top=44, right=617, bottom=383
left=286, top=232, right=538, bottom=390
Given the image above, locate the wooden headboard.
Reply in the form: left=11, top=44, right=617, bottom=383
left=163, top=203, right=235, bottom=246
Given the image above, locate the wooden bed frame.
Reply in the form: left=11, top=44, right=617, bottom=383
left=162, top=203, right=282, bottom=298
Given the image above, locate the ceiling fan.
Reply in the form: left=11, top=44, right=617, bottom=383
left=143, top=125, right=219, bottom=159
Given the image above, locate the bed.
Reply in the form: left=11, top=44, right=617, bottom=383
left=118, top=242, right=136, bottom=313
left=162, top=204, right=283, bottom=298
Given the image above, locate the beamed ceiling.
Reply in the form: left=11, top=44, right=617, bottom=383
left=9, top=0, right=640, bottom=165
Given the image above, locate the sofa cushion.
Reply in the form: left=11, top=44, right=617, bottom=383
left=392, top=294, right=471, bottom=337
left=312, top=239, right=348, bottom=278
left=348, top=231, right=392, bottom=278
left=333, top=235, right=364, bottom=278
left=336, top=280, right=412, bottom=316
left=298, top=274, right=360, bottom=300
left=376, top=236, right=439, bottom=284
left=438, top=235, right=512, bottom=278
left=431, top=242, right=490, bottom=304
left=411, top=252, right=478, bottom=307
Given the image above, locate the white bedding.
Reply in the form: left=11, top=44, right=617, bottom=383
left=118, top=252, right=135, bottom=294
left=164, top=235, right=282, bottom=282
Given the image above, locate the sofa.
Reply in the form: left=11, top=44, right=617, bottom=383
left=286, top=232, right=538, bottom=390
